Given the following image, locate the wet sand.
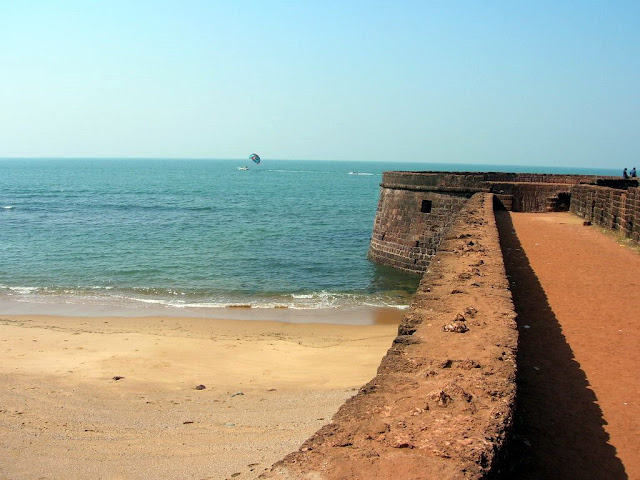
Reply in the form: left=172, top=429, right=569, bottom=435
left=0, top=311, right=401, bottom=480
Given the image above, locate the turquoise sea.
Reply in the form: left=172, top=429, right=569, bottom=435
left=0, top=159, right=619, bottom=322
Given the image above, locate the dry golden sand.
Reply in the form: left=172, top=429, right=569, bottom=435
left=0, top=313, right=400, bottom=480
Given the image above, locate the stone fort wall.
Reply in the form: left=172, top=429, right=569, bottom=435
left=571, top=184, right=640, bottom=244
left=263, top=171, right=636, bottom=479
left=265, top=193, right=517, bottom=479
left=368, top=171, right=611, bottom=273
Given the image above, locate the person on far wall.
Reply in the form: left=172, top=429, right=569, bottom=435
left=631, top=167, right=637, bottom=178
left=623, top=167, right=629, bottom=179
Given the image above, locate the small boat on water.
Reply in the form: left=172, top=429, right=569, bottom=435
left=237, top=166, right=249, bottom=171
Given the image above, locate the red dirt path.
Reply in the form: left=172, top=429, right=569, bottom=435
left=497, top=212, right=639, bottom=480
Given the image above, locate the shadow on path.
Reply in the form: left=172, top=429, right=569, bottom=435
left=495, top=210, right=626, bottom=479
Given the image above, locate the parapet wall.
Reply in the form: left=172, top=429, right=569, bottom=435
left=369, top=171, right=605, bottom=273
left=264, top=193, right=517, bottom=479
left=381, top=171, right=597, bottom=191
left=570, top=184, right=640, bottom=244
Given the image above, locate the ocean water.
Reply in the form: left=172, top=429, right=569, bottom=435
left=0, top=158, right=619, bottom=321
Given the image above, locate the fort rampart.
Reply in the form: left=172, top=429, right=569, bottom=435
left=265, top=193, right=517, bottom=479
left=368, top=171, right=601, bottom=273
left=264, top=171, right=637, bottom=479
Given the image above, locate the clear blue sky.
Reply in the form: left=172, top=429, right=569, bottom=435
left=1, top=1, right=638, bottom=167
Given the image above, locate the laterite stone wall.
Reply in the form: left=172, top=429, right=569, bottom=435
left=264, top=194, right=518, bottom=480
left=570, top=184, right=640, bottom=244
left=368, top=188, right=471, bottom=273
left=368, top=171, right=607, bottom=273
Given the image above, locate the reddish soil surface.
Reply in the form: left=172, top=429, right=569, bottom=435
left=497, top=212, right=639, bottom=480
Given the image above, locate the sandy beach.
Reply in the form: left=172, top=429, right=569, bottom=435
left=0, top=312, right=401, bottom=480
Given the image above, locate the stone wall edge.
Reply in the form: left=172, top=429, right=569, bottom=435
left=262, top=193, right=517, bottom=479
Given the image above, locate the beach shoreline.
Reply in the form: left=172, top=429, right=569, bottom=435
left=0, top=299, right=408, bottom=325
left=0, top=311, right=400, bottom=479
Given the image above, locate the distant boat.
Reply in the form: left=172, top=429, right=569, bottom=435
left=348, top=171, right=373, bottom=176
left=237, top=166, right=249, bottom=171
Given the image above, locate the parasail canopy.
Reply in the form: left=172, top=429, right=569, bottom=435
left=249, top=153, right=261, bottom=164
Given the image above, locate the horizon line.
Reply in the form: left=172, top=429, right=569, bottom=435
left=0, top=156, right=623, bottom=170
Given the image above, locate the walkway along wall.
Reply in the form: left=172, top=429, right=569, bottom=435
left=263, top=194, right=518, bottom=479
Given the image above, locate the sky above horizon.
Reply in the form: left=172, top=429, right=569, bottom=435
left=1, top=1, right=638, bottom=168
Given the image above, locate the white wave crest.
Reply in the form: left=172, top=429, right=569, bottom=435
left=6, top=286, right=40, bottom=294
